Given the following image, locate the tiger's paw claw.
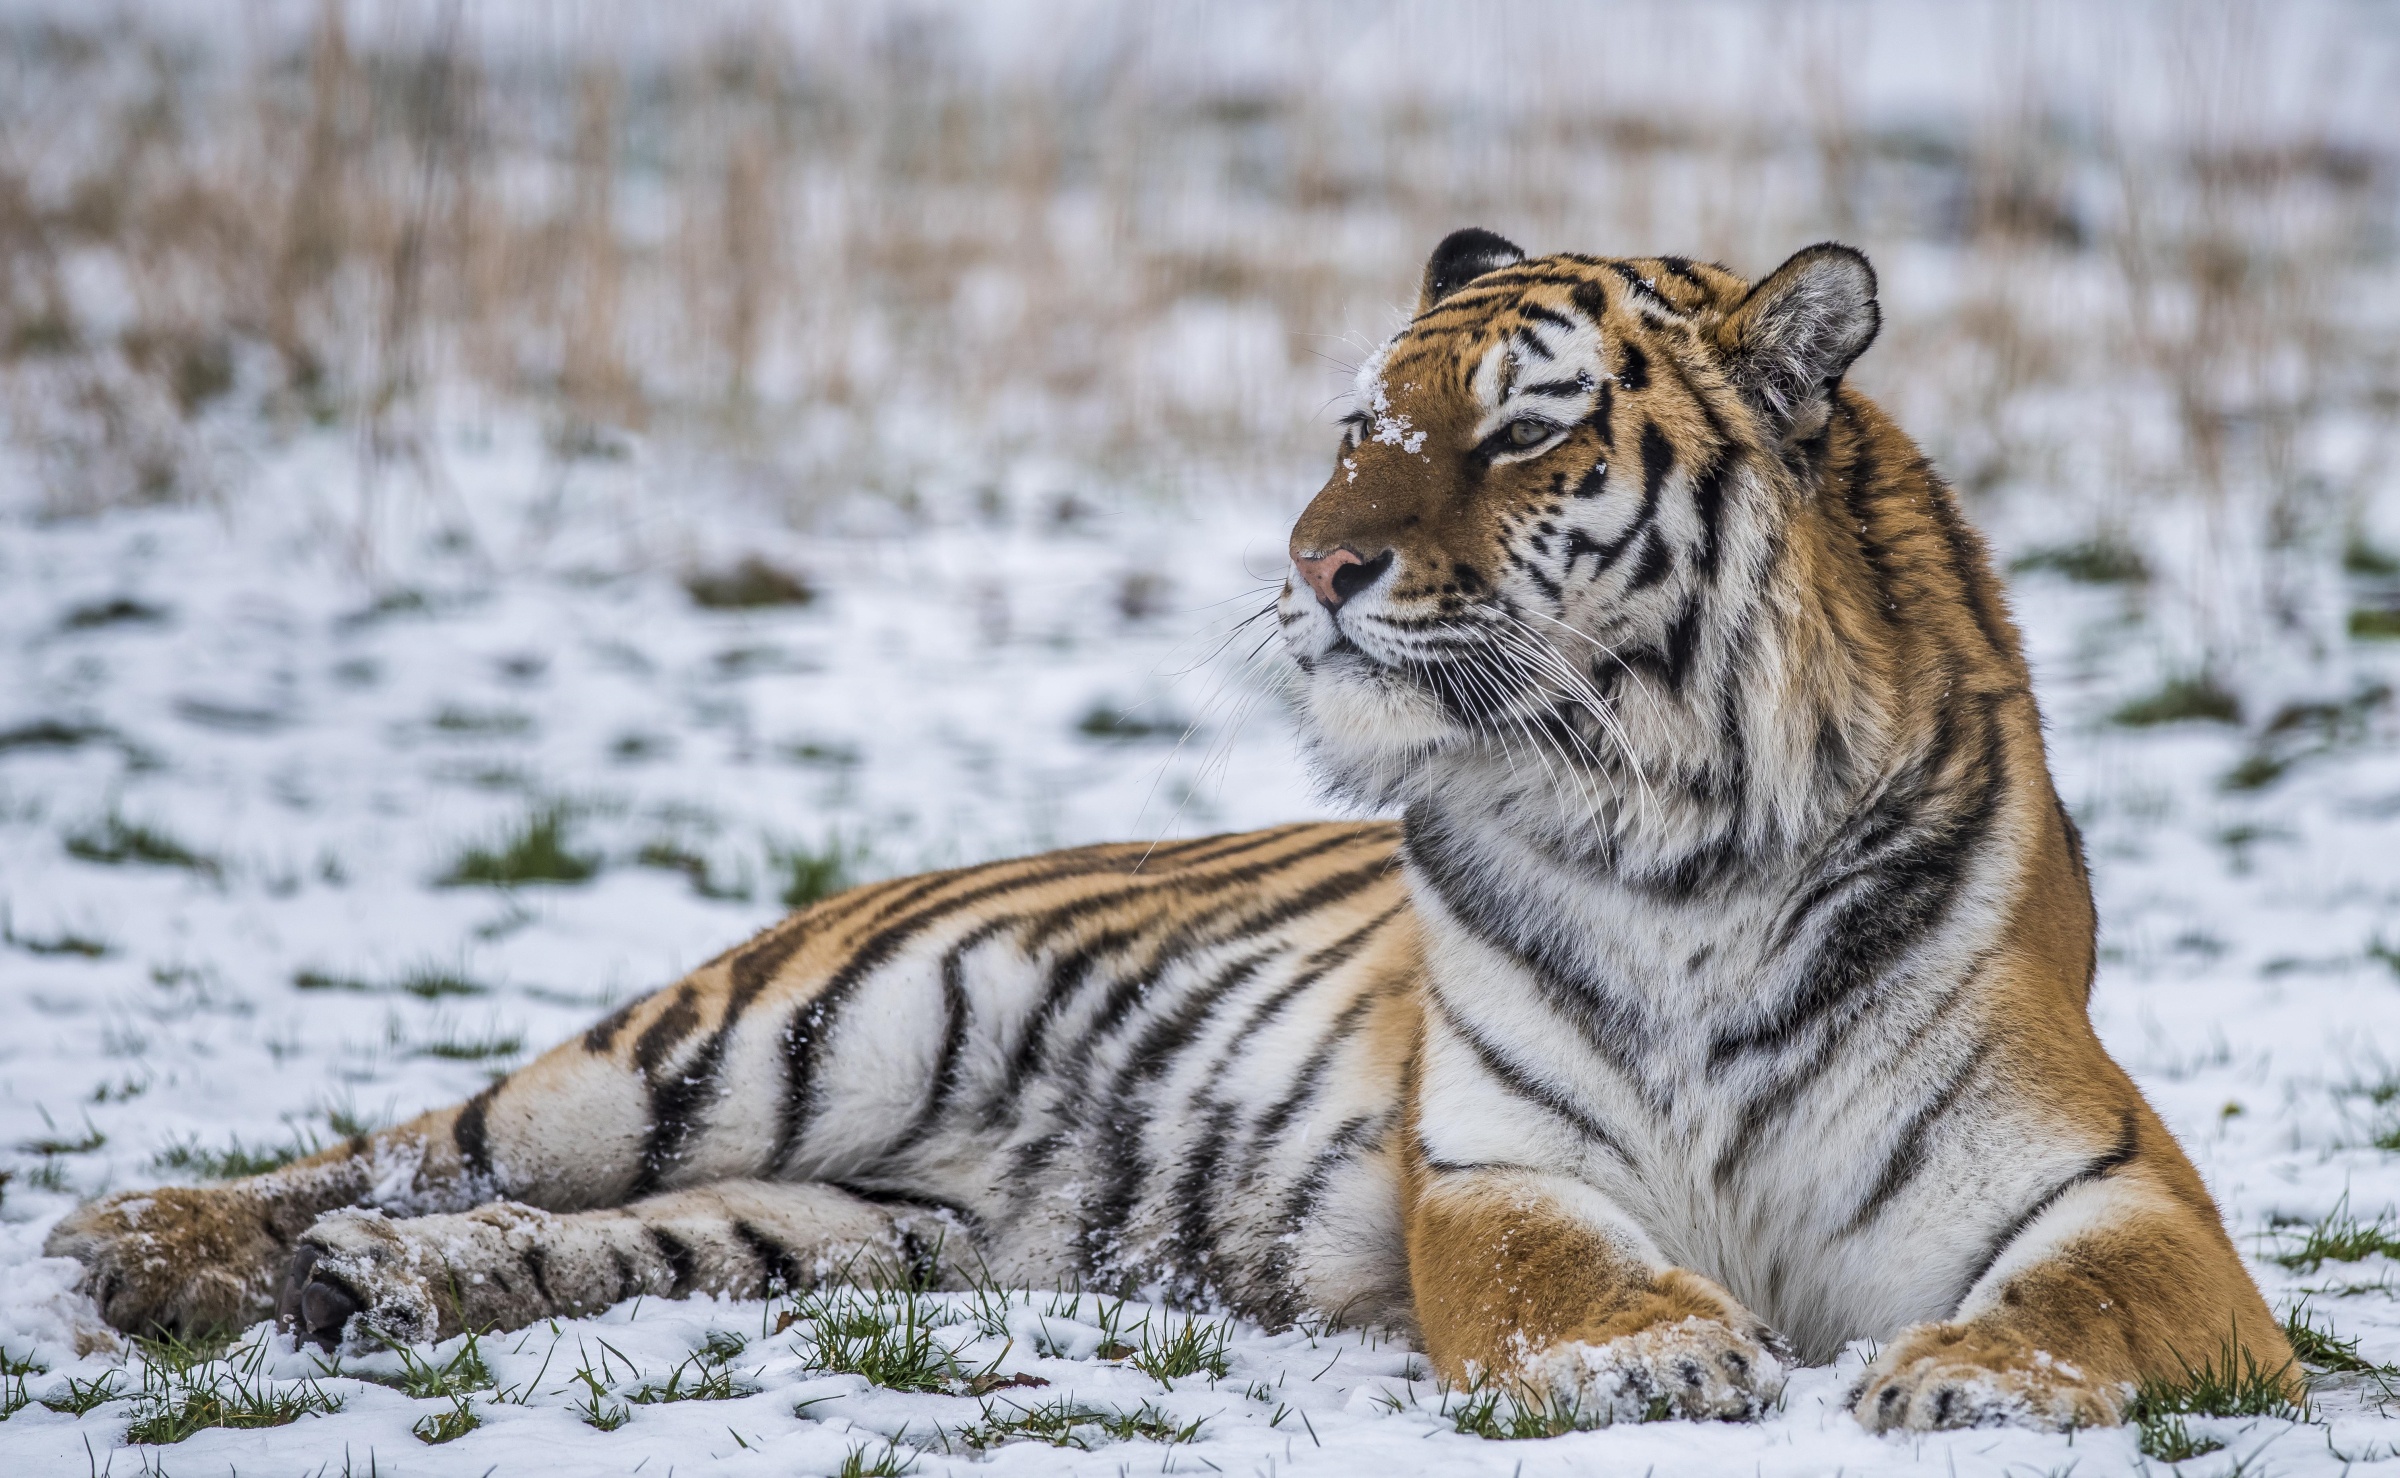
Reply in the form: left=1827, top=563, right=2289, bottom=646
left=283, top=1212, right=439, bottom=1349
left=1532, top=1316, right=1786, bottom=1424
left=44, top=1187, right=282, bottom=1338
left=1854, top=1322, right=2122, bottom=1432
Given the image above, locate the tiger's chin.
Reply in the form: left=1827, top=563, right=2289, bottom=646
left=1291, top=654, right=1466, bottom=806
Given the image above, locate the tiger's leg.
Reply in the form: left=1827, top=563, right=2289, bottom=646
left=279, top=1180, right=951, bottom=1348
left=1408, top=1165, right=1787, bottom=1422
left=1854, top=1155, right=2296, bottom=1431
left=44, top=965, right=783, bottom=1337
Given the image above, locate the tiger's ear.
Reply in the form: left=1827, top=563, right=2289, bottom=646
left=1715, top=243, right=1879, bottom=436
left=1418, top=228, right=1525, bottom=314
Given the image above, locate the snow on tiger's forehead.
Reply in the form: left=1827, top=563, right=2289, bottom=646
left=1351, top=290, right=1610, bottom=447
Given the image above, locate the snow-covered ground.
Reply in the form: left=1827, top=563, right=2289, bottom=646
left=4, top=425, right=2400, bottom=1477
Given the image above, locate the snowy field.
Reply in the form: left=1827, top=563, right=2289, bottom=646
left=0, top=436, right=2398, bottom=1477
left=5, top=0, right=2400, bottom=1473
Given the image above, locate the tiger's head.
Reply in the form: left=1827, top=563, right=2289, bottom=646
left=1281, top=231, right=1887, bottom=860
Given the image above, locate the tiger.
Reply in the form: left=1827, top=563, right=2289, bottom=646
left=45, top=230, right=2291, bottom=1434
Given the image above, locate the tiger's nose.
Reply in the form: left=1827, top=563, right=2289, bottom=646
left=1293, top=547, right=1392, bottom=609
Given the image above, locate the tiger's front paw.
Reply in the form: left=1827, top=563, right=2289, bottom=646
left=45, top=1187, right=286, bottom=1338
left=1854, top=1321, right=2123, bottom=1432
left=282, top=1211, right=442, bottom=1350
left=1530, top=1316, right=1787, bottom=1423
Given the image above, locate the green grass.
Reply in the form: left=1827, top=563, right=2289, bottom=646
left=428, top=705, right=534, bottom=737
left=2270, top=1202, right=2400, bottom=1271
left=440, top=805, right=598, bottom=887
left=789, top=1287, right=960, bottom=1394
left=121, top=1335, right=343, bottom=1445
left=2352, top=606, right=2400, bottom=640
left=1130, top=1315, right=1231, bottom=1385
left=1443, top=1382, right=1616, bottom=1439
left=778, top=739, right=861, bottom=767
left=0, top=718, right=113, bottom=752
left=2224, top=684, right=2394, bottom=791
left=953, top=1395, right=1205, bottom=1451
left=413, top=1393, right=480, bottom=1444
left=773, top=837, right=860, bottom=909
left=1076, top=704, right=1190, bottom=742
left=154, top=1131, right=317, bottom=1180
left=2372, top=937, right=2400, bottom=980
left=294, top=961, right=491, bottom=998
left=2282, top=1302, right=2400, bottom=1390
left=566, top=1342, right=633, bottom=1431
left=408, top=1022, right=527, bottom=1062
left=2112, top=674, right=2242, bottom=727
left=366, top=1330, right=494, bottom=1400
left=631, top=1332, right=754, bottom=1404
left=2222, top=751, right=2290, bottom=792
left=683, top=556, right=816, bottom=609
left=638, top=841, right=752, bottom=902
left=64, top=811, right=220, bottom=875
left=2009, top=538, right=2151, bottom=585
left=2135, top=1410, right=2224, bottom=1462
left=16, top=1118, right=105, bottom=1156
left=63, top=597, right=171, bottom=629
left=2348, top=535, right=2400, bottom=578
left=2124, top=1334, right=2303, bottom=1461
left=0, top=909, right=110, bottom=957
left=40, top=1370, right=124, bottom=1415
left=2, top=1346, right=45, bottom=1419
left=836, top=1444, right=919, bottom=1478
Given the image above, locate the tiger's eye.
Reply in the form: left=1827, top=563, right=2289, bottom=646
left=1508, top=419, right=1550, bottom=449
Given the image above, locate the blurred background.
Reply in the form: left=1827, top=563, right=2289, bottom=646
left=4, top=0, right=2397, bottom=695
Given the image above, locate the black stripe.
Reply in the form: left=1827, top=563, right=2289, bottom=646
left=1076, top=945, right=1286, bottom=1279
left=1242, top=974, right=1400, bottom=1162
left=1586, top=379, right=1615, bottom=454
left=453, top=1082, right=500, bottom=1182
left=1710, top=695, right=2007, bottom=1071
left=1618, top=341, right=1651, bottom=393
left=768, top=831, right=1341, bottom=1172
left=1432, top=995, right=1631, bottom=1161
left=1637, top=419, right=1673, bottom=509
left=646, top=1225, right=697, bottom=1294
left=632, top=983, right=704, bottom=1075
left=731, top=1220, right=805, bottom=1292
left=1059, top=853, right=1398, bottom=1154
left=888, top=917, right=1012, bottom=1155
left=1691, top=455, right=1733, bottom=581
left=1909, top=441, right=2016, bottom=658
left=992, top=834, right=1391, bottom=1106
left=1605, top=261, right=1672, bottom=309
left=1515, top=377, right=1586, bottom=399
left=1655, top=255, right=1705, bottom=287
left=1843, top=1044, right=1989, bottom=1232
left=1512, top=329, right=1556, bottom=363
left=1951, top=1111, right=2141, bottom=1312
left=583, top=998, right=642, bottom=1054
left=1164, top=903, right=1410, bottom=1280
left=1625, top=529, right=1672, bottom=590
left=1505, top=547, right=1565, bottom=601
left=1253, top=1110, right=1390, bottom=1324
left=1404, top=804, right=1657, bottom=1102
left=519, top=1244, right=557, bottom=1307
left=1834, top=401, right=1900, bottom=625
left=1519, top=303, right=1575, bottom=331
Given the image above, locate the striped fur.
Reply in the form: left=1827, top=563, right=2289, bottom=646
left=49, top=234, right=2288, bottom=1434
